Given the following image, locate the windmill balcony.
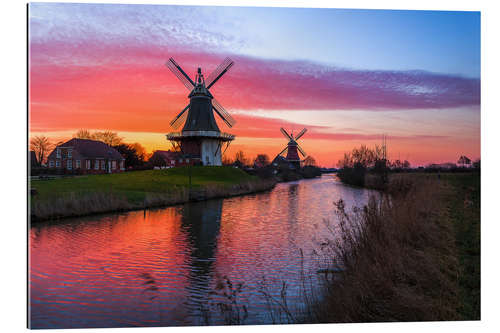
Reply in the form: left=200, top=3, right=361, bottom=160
left=166, top=131, right=235, bottom=142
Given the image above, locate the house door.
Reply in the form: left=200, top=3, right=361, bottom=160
left=108, top=161, right=111, bottom=174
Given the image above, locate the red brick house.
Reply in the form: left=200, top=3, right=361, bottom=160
left=47, top=138, right=125, bottom=174
left=149, top=150, right=196, bottom=168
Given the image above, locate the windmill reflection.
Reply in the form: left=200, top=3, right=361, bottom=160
left=179, top=198, right=223, bottom=320
left=287, top=183, right=299, bottom=224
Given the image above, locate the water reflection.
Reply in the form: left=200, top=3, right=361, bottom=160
left=29, top=175, right=375, bottom=328
left=180, top=199, right=223, bottom=320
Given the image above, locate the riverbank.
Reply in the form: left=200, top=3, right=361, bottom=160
left=30, top=167, right=277, bottom=222
left=443, top=173, right=480, bottom=319
left=309, top=172, right=480, bottom=322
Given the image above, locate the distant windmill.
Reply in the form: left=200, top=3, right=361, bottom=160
left=277, top=127, right=307, bottom=168
left=165, top=57, right=236, bottom=166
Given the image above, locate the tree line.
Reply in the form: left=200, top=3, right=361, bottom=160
left=337, top=144, right=480, bottom=187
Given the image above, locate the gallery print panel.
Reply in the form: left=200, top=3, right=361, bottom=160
left=28, top=2, right=480, bottom=329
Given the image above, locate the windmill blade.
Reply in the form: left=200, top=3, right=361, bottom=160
left=212, top=106, right=232, bottom=128
left=278, top=146, right=288, bottom=156
left=206, top=57, right=234, bottom=89
left=206, top=57, right=232, bottom=86
left=280, top=128, right=292, bottom=140
left=295, top=128, right=307, bottom=141
left=212, top=98, right=236, bottom=127
left=166, top=58, right=195, bottom=91
left=170, top=104, right=189, bottom=129
left=297, top=144, right=307, bottom=157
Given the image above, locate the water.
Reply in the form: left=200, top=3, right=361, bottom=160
left=29, top=174, right=375, bottom=328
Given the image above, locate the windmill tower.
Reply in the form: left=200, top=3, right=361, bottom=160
left=165, top=57, right=236, bottom=166
left=277, top=127, right=307, bottom=169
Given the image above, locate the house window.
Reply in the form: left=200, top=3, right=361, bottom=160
left=171, top=160, right=175, bottom=165
left=120, top=161, right=124, bottom=170
left=86, top=160, right=91, bottom=169
left=76, top=160, right=81, bottom=169
left=68, top=149, right=72, bottom=158
left=179, top=158, right=183, bottom=163
left=56, top=148, right=61, bottom=158
left=49, top=160, right=54, bottom=168
left=112, top=161, right=116, bottom=169
left=186, top=158, right=190, bottom=163
left=101, top=160, right=105, bottom=170
left=56, top=160, right=60, bottom=167
left=95, top=160, right=99, bottom=170
left=67, top=159, right=72, bottom=170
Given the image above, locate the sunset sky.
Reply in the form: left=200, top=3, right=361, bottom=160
left=29, top=3, right=480, bottom=167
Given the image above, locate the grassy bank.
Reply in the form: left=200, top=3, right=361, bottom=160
left=442, top=173, right=480, bottom=319
left=30, top=167, right=276, bottom=221
left=307, top=172, right=479, bottom=322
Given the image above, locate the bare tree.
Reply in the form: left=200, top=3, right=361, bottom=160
left=130, top=142, right=147, bottom=162
left=338, top=145, right=383, bottom=169
left=74, top=129, right=93, bottom=139
left=254, top=154, right=270, bottom=168
left=234, top=150, right=249, bottom=167
left=30, top=136, right=52, bottom=164
left=93, top=131, right=123, bottom=146
left=222, top=155, right=233, bottom=166
left=303, top=156, right=317, bottom=167
left=170, top=141, right=181, bottom=152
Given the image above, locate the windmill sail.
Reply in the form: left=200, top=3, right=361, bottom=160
left=280, top=128, right=292, bottom=140
left=212, top=98, right=236, bottom=127
left=166, top=58, right=195, bottom=91
left=206, top=57, right=234, bottom=89
left=297, top=144, right=306, bottom=157
left=165, top=57, right=236, bottom=131
left=170, top=104, right=190, bottom=129
left=278, top=146, right=288, bottom=156
left=278, top=127, right=308, bottom=164
left=295, top=128, right=307, bottom=140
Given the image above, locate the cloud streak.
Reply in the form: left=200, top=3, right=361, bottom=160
left=28, top=3, right=480, bottom=166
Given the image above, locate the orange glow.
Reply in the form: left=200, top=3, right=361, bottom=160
left=29, top=45, right=480, bottom=167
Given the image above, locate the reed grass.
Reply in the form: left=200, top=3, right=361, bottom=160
left=306, top=176, right=462, bottom=322
left=30, top=168, right=276, bottom=221
left=205, top=174, right=472, bottom=324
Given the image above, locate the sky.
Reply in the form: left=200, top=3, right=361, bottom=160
left=29, top=3, right=480, bottom=167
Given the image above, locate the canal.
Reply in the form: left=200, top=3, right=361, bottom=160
left=29, top=174, right=376, bottom=328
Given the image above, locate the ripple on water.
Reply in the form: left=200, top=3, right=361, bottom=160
left=30, top=175, right=375, bottom=328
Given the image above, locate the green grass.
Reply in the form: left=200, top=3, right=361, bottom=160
left=442, top=173, right=480, bottom=320
left=31, top=166, right=257, bottom=204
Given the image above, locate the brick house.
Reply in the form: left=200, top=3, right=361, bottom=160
left=149, top=150, right=196, bottom=168
left=47, top=138, right=125, bottom=174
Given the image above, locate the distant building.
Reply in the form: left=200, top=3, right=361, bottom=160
left=272, top=155, right=296, bottom=169
left=427, top=162, right=457, bottom=169
left=149, top=150, right=195, bottom=168
left=47, top=138, right=125, bottom=174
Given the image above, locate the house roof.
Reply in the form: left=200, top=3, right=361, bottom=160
left=272, top=155, right=288, bottom=164
left=152, top=150, right=181, bottom=160
left=48, top=138, right=124, bottom=160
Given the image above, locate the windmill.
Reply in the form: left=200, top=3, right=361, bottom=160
left=165, top=57, right=236, bottom=166
left=277, top=127, right=307, bottom=169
